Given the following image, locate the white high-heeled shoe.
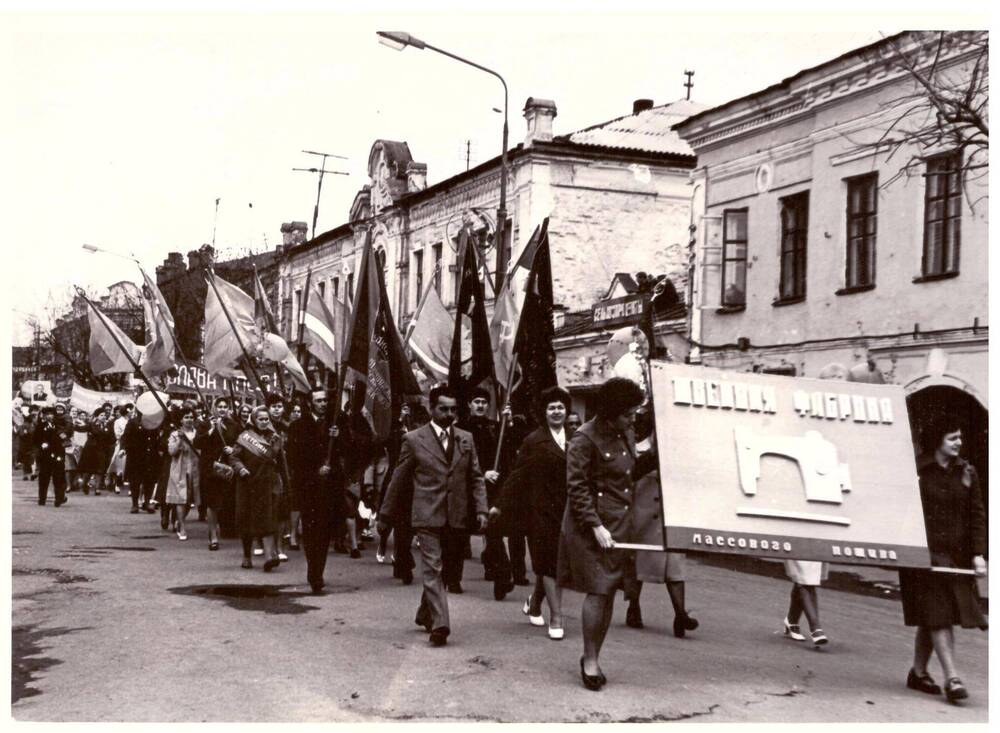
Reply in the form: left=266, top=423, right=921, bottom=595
left=522, top=596, right=545, bottom=627
left=547, top=626, right=564, bottom=641
left=783, top=617, right=805, bottom=641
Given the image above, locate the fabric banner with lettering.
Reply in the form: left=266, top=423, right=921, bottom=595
left=70, top=383, right=135, bottom=414
left=647, top=362, right=930, bottom=568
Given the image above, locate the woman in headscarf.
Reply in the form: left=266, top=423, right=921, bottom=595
left=899, top=417, right=987, bottom=703
left=558, top=377, right=644, bottom=690
left=229, top=405, right=290, bottom=571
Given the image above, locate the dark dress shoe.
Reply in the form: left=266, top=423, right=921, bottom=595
left=580, top=657, right=604, bottom=691
left=493, top=579, right=512, bottom=601
left=447, top=582, right=464, bottom=594
left=906, top=669, right=942, bottom=695
left=130, top=507, right=140, bottom=514
left=55, top=499, right=66, bottom=507
left=674, top=613, right=698, bottom=638
left=241, top=558, right=253, bottom=569
left=944, top=677, right=968, bottom=702
left=349, top=548, right=361, bottom=559
left=37, top=501, right=46, bottom=506
left=399, top=568, right=414, bottom=585
left=263, top=557, right=280, bottom=572
left=626, top=603, right=644, bottom=629
left=429, top=627, right=450, bottom=646
left=309, top=581, right=325, bottom=595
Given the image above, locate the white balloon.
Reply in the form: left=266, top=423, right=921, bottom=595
left=135, top=391, right=169, bottom=429
left=261, top=333, right=290, bottom=362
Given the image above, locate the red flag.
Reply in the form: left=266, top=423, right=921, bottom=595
left=448, top=228, right=496, bottom=403
left=85, top=298, right=142, bottom=376
left=341, top=231, right=421, bottom=442
left=138, top=267, right=177, bottom=377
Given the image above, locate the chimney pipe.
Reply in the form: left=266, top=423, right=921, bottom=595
left=633, top=99, right=654, bottom=114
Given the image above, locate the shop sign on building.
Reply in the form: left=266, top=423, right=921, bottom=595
left=591, top=294, right=649, bottom=330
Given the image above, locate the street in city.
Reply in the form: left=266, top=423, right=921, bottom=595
left=11, top=474, right=988, bottom=723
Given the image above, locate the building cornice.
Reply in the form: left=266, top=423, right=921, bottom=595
left=677, top=32, right=984, bottom=154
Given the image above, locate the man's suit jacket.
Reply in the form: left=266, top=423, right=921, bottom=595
left=381, top=422, right=487, bottom=530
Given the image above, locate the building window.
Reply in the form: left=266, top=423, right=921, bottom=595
left=413, top=250, right=424, bottom=308
left=317, top=280, right=326, bottom=301
left=922, top=150, right=962, bottom=277
left=721, top=209, right=748, bottom=307
left=294, top=288, right=302, bottom=337
left=778, top=192, right=809, bottom=301
left=432, top=243, right=443, bottom=295
left=346, top=273, right=354, bottom=304
left=332, top=277, right=340, bottom=301
left=845, top=174, right=877, bottom=288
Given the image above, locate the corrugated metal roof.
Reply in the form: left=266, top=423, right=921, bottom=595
left=564, top=98, right=708, bottom=156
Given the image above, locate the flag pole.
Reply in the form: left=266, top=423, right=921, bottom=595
left=77, top=288, right=197, bottom=455
left=296, top=267, right=314, bottom=386
left=252, top=264, right=288, bottom=397
left=204, top=270, right=266, bottom=398
left=403, top=261, right=441, bottom=348
left=138, top=266, right=209, bottom=407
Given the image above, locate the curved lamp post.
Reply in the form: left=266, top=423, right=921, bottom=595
left=377, top=31, right=510, bottom=278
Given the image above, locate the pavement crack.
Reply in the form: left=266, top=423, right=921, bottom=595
left=618, top=704, right=720, bottom=722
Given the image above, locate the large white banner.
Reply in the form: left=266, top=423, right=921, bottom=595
left=649, top=362, right=930, bottom=568
left=69, top=383, right=134, bottom=414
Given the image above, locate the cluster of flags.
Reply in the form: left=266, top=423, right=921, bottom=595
left=84, top=215, right=557, bottom=446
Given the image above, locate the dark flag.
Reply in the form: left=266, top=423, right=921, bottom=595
left=341, top=230, right=421, bottom=443
left=509, top=217, right=557, bottom=423
left=448, top=227, right=497, bottom=404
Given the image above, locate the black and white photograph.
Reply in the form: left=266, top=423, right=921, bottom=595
left=3, top=3, right=990, bottom=724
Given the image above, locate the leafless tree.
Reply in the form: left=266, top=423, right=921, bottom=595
left=852, top=31, right=988, bottom=209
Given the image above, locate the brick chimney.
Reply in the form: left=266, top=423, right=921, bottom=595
left=523, top=97, right=557, bottom=147
left=406, top=162, right=427, bottom=193
left=281, top=221, right=309, bottom=247
left=633, top=98, right=654, bottom=114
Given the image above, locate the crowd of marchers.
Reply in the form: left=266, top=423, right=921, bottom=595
left=12, top=377, right=986, bottom=701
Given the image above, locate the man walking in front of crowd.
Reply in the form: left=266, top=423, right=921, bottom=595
left=381, top=385, right=488, bottom=647
left=33, top=405, right=69, bottom=507
left=288, top=390, right=343, bottom=594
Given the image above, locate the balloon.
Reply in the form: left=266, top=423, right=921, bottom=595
left=606, top=326, right=649, bottom=369
left=817, top=363, right=848, bottom=381
left=261, top=333, right=290, bottom=362
left=136, top=391, right=169, bottom=429
left=612, top=351, right=646, bottom=386
left=847, top=360, right=885, bottom=384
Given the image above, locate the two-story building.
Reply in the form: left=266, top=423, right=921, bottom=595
left=280, top=95, right=705, bottom=412
left=675, top=31, right=988, bottom=481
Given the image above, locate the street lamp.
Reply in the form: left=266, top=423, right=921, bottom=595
left=376, top=31, right=511, bottom=278
left=82, top=243, right=139, bottom=263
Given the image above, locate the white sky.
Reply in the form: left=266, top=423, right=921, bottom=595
left=2, top=6, right=987, bottom=346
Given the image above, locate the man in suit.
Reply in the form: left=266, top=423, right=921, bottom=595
left=381, top=385, right=488, bottom=647
left=287, top=390, right=345, bottom=594
left=34, top=405, right=69, bottom=507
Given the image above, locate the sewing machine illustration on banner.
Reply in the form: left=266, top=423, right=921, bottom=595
left=733, top=426, right=853, bottom=527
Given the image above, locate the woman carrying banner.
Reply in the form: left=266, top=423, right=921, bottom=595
left=498, top=386, right=572, bottom=641
left=165, top=407, right=201, bottom=541
left=899, top=418, right=987, bottom=703
left=229, top=406, right=289, bottom=571
left=558, top=377, right=643, bottom=691
left=624, top=408, right=699, bottom=638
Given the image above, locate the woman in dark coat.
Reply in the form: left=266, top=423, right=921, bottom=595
left=194, top=397, right=240, bottom=550
left=229, top=406, right=290, bottom=571
left=558, top=377, right=644, bottom=691
left=500, top=386, right=572, bottom=641
left=78, top=405, right=114, bottom=494
left=899, top=418, right=987, bottom=703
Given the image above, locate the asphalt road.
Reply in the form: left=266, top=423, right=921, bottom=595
left=10, top=473, right=988, bottom=723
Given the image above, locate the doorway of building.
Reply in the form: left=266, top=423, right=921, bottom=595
left=906, top=385, right=989, bottom=556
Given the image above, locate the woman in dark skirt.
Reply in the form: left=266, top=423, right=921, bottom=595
left=899, top=418, right=987, bottom=703
left=558, top=377, right=644, bottom=690
left=229, top=406, right=290, bottom=572
left=500, top=386, right=572, bottom=641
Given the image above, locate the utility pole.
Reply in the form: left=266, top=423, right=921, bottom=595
left=684, top=70, right=695, bottom=101
left=32, top=322, right=41, bottom=380
left=465, top=140, right=471, bottom=171
left=293, top=149, right=349, bottom=240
